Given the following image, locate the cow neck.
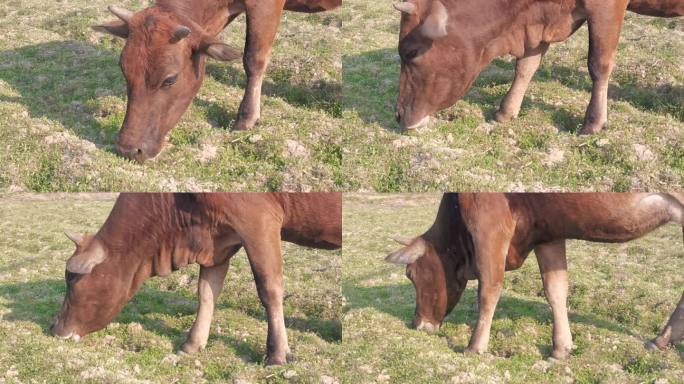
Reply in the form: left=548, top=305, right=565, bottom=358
left=95, top=194, right=214, bottom=283
left=452, top=0, right=547, bottom=68
left=422, top=194, right=474, bottom=268
left=156, top=0, right=232, bottom=37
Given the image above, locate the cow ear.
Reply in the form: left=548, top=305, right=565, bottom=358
left=393, top=1, right=417, bottom=15
left=201, top=41, right=242, bottom=62
left=65, top=232, right=85, bottom=246
left=385, top=237, right=427, bottom=264
left=66, top=240, right=106, bottom=274
left=420, top=1, right=448, bottom=39
left=92, top=20, right=129, bottom=39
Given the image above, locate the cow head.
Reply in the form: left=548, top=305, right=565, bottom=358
left=394, top=0, right=478, bottom=130
left=51, top=232, right=129, bottom=340
left=93, top=5, right=241, bottom=162
left=385, top=236, right=470, bottom=333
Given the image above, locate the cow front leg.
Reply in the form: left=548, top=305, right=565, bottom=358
left=648, top=292, right=684, bottom=350
left=243, top=230, right=289, bottom=365
left=494, top=43, right=549, bottom=123
left=466, top=241, right=509, bottom=354
left=180, top=257, right=233, bottom=354
left=234, top=0, right=286, bottom=131
left=535, top=240, right=573, bottom=359
left=580, top=4, right=627, bottom=134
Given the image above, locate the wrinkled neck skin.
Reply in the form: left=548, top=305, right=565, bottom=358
left=95, top=194, right=232, bottom=306
left=414, top=194, right=473, bottom=326
left=400, top=0, right=581, bottom=111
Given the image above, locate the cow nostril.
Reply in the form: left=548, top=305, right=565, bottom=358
left=136, top=148, right=143, bottom=155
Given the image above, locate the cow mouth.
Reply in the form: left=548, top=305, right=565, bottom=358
left=414, top=319, right=440, bottom=334
left=402, top=115, right=430, bottom=131
left=115, top=143, right=163, bottom=163
left=53, top=330, right=82, bottom=342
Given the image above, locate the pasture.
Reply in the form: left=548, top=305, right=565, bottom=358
left=0, top=0, right=344, bottom=191
left=0, top=1, right=682, bottom=192
left=341, top=1, right=684, bottom=191
left=0, top=194, right=342, bottom=383
left=342, top=194, right=684, bottom=383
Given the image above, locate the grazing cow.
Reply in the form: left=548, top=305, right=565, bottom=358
left=51, top=192, right=342, bottom=365
left=386, top=193, right=684, bottom=358
left=393, top=0, right=684, bottom=133
left=94, top=0, right=341, bottom=162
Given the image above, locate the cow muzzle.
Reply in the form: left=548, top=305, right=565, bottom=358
left=396, top=105, right=430, bottom=131
left=414, top=319, right=440, bottom=334
left=115, top=139, right=161, bottom=163
left=50, top=319, right=81, bottom=342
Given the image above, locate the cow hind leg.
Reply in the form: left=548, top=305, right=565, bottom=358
left=243, top=229, right=290, bottom=365
left=648, top=292, right=684, bottom=350
left=234, top=0, right=286, bottom=131
left=494, top=43, right=549, bottom=124
left=535, top=240, right=573, bottom=359
left=579, top=4, right=627, bottom=135
left=180, top=255, right=234, bottom=354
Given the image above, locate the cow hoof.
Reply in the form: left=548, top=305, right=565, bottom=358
left=464, top=347, right=485, bottom=355
left=578, top=122, right=606, bottom=135
left=265, top=355, right=287, bottom=366
left=645, top=339, right=667, bottom=351
left=179, top=341, right=204, bottom=354
left=493, top=110, right=515, bottom=123
left=550, top=348, right=571, bottom=360
left=233, top=118, right=257, bottom=131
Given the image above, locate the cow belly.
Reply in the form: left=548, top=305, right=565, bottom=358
left=628, top=0, right=684, bottom=17
left=284, top=0, right=341, bottom=12
left=541, top=9, right=587, bottom=44
left=576, top=194, right=681, bottom=243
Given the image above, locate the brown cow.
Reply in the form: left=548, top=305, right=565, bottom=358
left=94, top=0, right=341, bottom=162
left=393, top=0, right=684, bottom=133
left=386, top=193, right=684, bottom=359
left=51, top=192, right=341, bottom=365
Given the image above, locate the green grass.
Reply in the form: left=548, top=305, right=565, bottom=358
left=340, top=1, right=684, bottom=191
left=0, top=0, right=345, bottom=191
left=0, top=194, right=342, bottom=383
left=342, top=194, right=684, bottom=383
left=1, top=1, right=682, bottom=192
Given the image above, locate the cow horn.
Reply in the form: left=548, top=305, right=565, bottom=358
left=385, top=238, right=426, bottom=265
left=65, top=232, right=84, bottom=246
left=108, top=5, right=134, bottom=23
left=392, top=237, right=412, bottom=246
left=420, top=1, right=449, bottom=39
left=66, top=240, right=106, bottom=275
left=173, top=26, right=191, bottom=41
left=393, top=2, right=416, bottom=15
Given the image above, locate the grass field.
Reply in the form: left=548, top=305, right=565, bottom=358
left=0, top=194, right=342, bottom=383
left=340, top=1, right=684, bottom=191
left=342, top=194, right=684, bottom=383
left=0, top=0, right=344, bottom=192
left=1, top=1, right=682, bottom=192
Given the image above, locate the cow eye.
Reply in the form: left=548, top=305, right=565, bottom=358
left=403, top=49, right=419, bottom=62
left=161, top=75, right=178, bottom=87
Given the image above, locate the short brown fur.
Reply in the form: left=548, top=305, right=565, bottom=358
left=94, top=0, right=341, bottom=162
left=394, top=0, right=684, bottom=133
left=387, top=193, right=684, bottom=358
left=52, top=192, right=342, bottom=365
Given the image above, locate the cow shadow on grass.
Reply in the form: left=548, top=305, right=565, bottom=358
left=205, top=63, right=342, bottom=120
left=0, top=41, right=126, bottom=153
left=0, top=278, right=340, bottom=362
left=341, top=48, right=683, bottom=133
left=344, top=282, right=650, bottom=354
